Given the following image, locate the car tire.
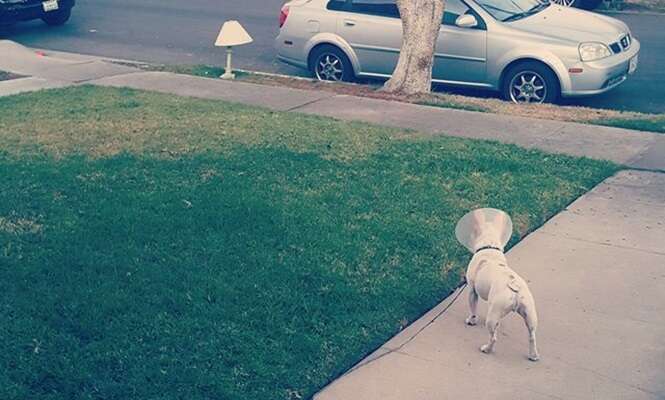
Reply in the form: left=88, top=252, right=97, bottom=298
left=309, top=45, right=354, bottom=82
left=502, top=61, right=560, bottom=104
left=42, top=8, right=71, bottom=26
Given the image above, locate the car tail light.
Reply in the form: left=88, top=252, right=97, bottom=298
left=279, top=5, right=290, bottom=28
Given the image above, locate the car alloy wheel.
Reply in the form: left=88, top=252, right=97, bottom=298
left=315, top=53, right=345, bottom=82
left=549, top=0, right=576, bottom=6
left=549, top=0, right=602, bottom=8
left=509, top=71, right=547, bottom=104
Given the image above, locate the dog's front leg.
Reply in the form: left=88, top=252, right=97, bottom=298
left=465, top=287, right=479, bottom=326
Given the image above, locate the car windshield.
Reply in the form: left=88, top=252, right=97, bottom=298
left=475, top=0, right=549, bottom=22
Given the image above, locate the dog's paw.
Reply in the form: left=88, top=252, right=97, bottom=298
left=465, top=315, right=478, bottom=326
left=480, top=344, right=492, bottom=354
left=528, top=353, right=540, bottom=362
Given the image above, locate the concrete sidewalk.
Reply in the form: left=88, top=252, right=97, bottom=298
left=1, top=40, right=664, bottom=171
left=0, top=40, right=137, bottom=83
left=316, top=170, right=665, bottom=400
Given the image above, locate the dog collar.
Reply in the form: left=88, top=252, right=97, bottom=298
left=475, top=245, right=503, bottom=254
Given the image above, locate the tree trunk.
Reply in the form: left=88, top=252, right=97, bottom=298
left=382, top=0, right=445, bottom=95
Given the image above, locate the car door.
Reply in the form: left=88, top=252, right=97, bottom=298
left=332, top=0, right=402, bottom=77
left=434, top=0, right=488, bottom=85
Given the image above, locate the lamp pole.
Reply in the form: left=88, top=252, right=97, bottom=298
left=221, top=46, right=235, bottom=80
left=215, top=20, right=252, bottom=80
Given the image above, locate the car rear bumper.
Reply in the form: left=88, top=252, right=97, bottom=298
left=0, top=0, right=75, bottom=25
left=561, top=39, right=640, bottom=97
left=275, top=33, right=309, bottom=70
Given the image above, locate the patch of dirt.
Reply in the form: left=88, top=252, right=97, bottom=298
left=0, top=215, right=43, bottom=235
left=242, top=74, right=416, bottom=102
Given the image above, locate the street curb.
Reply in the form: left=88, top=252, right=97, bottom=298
left=32, top=48, right=154, bottom=67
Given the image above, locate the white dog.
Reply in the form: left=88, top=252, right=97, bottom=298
left=455, top=208, right=540, bottom=361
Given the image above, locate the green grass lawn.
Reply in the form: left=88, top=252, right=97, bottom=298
left=0, top=86, right=617, bottom=400
left=595, top=115, right=665, bottom=134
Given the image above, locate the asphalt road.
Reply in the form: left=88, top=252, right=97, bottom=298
left=563, top=12, right=665, bottom=113
left=2, top=1, right=664, bottom=113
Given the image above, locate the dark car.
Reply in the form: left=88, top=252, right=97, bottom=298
left=0, top=0, right=75, bottom=27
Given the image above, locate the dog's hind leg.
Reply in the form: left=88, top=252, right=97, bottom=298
left=519, top=304, right=540, bottom=361
left=465, top=287, right=479, bottom=326
left=480, top=302, right=510, bottom=354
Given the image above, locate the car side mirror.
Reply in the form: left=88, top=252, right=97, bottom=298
left=455, top=14, right=478, bottom=28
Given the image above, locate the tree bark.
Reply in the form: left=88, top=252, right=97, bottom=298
left=382, top=0, right=446, bottom=95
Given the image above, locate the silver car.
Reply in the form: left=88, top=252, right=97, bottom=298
left=275, top=0, right=640, bottom=103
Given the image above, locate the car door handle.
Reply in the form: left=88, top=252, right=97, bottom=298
left=343, top=19, right=356, bottom=26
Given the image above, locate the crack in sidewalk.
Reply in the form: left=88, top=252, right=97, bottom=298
left=284, top=93, right=338, bottom=112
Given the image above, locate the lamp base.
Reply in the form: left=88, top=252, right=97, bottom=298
left=220, top=71, right=235, bottom=80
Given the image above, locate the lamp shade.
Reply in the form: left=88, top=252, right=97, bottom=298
left=215, top=20, right=253, bottom=47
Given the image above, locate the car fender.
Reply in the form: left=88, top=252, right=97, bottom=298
left=304, top=33, right=361, bottom=75
left=494, top=49, right=573, bottom=93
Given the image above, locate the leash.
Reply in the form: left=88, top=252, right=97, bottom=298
left=343, top=281, right=468, bottom=375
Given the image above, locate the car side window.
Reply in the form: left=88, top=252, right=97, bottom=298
left=328, top=0, right=482, bottom=27
left=443, top=0, right=472, bottom=25
left=327, top=0, right=347, bottom=11
left=348, top=0, right=400, bottom=18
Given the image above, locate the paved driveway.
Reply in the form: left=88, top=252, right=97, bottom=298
left=2, top=1, right=664, bottom=112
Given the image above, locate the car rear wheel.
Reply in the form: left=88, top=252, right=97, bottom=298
left=310, top=45, right=354, bottom=82
left=502, top=62, right=559, bottom=104
left=42, top=8, right=71, bottom=26
left=550, top=0, right=576, bottom=6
